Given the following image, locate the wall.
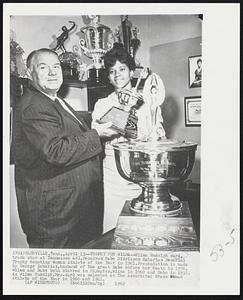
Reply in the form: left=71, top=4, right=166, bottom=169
left=10, top=15, right=201, bottom=247
left=150, top=37, right=202, bottom=183
left=10, top=14, right=202, bottom=68
left=10, top=15, right=121, bottom=68
left=127, top=14, right=202, bottom=67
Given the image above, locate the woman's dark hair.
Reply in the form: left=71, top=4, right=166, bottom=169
left=103, top=43, right=136, bottom=71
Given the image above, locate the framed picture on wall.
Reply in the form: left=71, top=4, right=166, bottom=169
left=188, top=55, right=202, bottom=88
left=184, top=96, right=201, bottom=126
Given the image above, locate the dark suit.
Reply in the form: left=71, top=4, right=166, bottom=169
left=12, top=82, right=104, bottom=248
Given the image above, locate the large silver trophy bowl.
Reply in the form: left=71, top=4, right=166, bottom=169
left=113, top=139, right=197, bottom=216
left=113, top=73, right=197, bottom=216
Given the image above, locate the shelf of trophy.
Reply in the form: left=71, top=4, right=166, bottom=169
left=62, top=78, right=87, bottom=89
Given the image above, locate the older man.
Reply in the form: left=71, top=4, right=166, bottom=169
left=12, top=48, right=115, bottom=248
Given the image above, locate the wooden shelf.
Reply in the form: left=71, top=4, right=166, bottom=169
left=62, top=78, right=112, bottom=88
left=61, top=78, right=114, bottom=112
left=62, top=79, right=87, bottom=88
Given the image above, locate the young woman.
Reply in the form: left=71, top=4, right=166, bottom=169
left=92, top=44, right=143, bottom=233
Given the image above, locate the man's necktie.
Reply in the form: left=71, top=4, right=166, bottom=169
left=55, top=98, right=88, bottom=129
left=54, top=98, right=62, bottom=107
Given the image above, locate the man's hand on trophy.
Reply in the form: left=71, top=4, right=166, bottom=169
left=92, top=120, right=118, bottom=138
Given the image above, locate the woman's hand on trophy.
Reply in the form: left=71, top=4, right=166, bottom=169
left=92, top=120, right=118, bottom=138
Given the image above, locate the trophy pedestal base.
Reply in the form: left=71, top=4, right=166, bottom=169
left=111, top=200, right=199, bottom=251
left=88, top=68, right=107, bottom=84
left=130, top=194, right=182, bottom=216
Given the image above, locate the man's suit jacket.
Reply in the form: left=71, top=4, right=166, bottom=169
left=13, top=82, right=104, bottom=247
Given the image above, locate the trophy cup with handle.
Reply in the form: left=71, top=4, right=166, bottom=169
left=78, top=15, right=114, bottom=83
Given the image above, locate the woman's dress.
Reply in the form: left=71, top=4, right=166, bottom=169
left=92, top=92, right=142, bottom=233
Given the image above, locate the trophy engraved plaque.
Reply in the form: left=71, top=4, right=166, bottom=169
left=100, top=86, right=144, bottom=139
left=100, top=106, right=139, bottom=139
left=100, top=107, right=130, bottom=135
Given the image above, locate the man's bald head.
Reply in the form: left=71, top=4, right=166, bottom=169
left=26, top=48, right=63, bottom=97
left=26, top=48, right=59, bottom=70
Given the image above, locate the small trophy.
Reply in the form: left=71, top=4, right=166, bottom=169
left=115, top=15, right=141, bottom=65
left=53, top=21, right=76, bottom=53
left=59, top=51, right=82, bottom=80
left=52, top=21, right=83, bottom=80
left=78, top=15, right=114, bottom=83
